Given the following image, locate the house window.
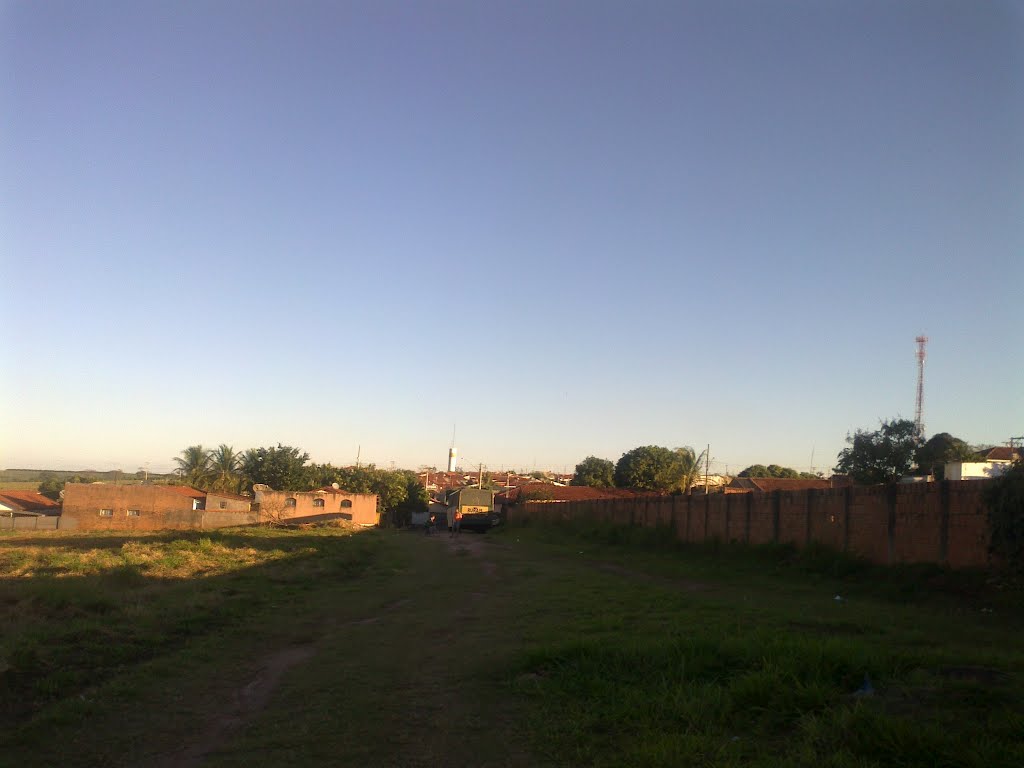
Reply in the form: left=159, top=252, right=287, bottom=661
left=126, top=509, right=141, bottom=517
left=219, top=501, right=227, bottom=509
left=99, top=509, right=113, bottom=517
left=340, top=499, right=353, bottom=509
left=192, top=499, right=204, bottom=511
left=313, top=498, right=325, bottom=508
left=286, top=498, right=297, bottom=507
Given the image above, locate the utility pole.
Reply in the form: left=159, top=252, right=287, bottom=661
left=478, top=463, right=483, bottom=489
left=355, top=445, right=361, bottom=468
left=1008, top=437, right=1024, bottom=457
left=704, top=444, right=710, bottom=494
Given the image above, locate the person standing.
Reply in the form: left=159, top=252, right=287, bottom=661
left=453, top=508, right=462, bottom=536
left=446, top=503, right=456, bottom=536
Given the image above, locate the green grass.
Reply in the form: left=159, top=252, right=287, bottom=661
left=0, top=526, right=380, bottom=729
left=1, top=521, right=1021, bottom=767
left=502, top=521, right=1023, bottom=767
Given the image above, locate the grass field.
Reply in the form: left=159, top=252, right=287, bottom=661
left=1, top=520, right=1021, bottom=767
left=0, top=481, right=47, bottom=491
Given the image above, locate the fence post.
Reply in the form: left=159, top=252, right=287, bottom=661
left=887, top=483, right=898, bottom=565
left=939, top=481, right=950, bottom=564
left=744, top=492, right=752, bottom=544
left=805, top=489, right=814, bottom=547
left=724, top=494, right=731, bottom=542
left=843, top=486, right=852, bottom=553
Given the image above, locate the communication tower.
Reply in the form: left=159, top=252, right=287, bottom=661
left=914, top=335, right=928, bottom=437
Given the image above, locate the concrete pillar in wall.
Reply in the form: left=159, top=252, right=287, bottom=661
left=886, top=484, right=898, bottom=565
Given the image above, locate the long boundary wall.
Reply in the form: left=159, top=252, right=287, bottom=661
left=514, top=481, right=992, bottom=568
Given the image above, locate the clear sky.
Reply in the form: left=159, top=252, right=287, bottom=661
left=2, top=0, right=1022, bottom=476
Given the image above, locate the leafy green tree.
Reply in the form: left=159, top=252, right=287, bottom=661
left=986, top=459, right=1024, bottom=569
left=241, top=444, right=311, bottom=491
left=738, top=464, right=770, bottom=478
left=208, top=444, right=242, bottom=492
left=571, top=456, right=615, bottom=488
left=38, top=477, right=64, bottom=500
left=395, top=471, right=430, bottom=527
left=614, top=445, right=707, bottom=492
left=914, top=432, right=973, bottom=480
left=738, top=464, right=816, bottom=479
left=834, top=419, right=922, bottom=485
left=519, top=485, right=555, bottom=501
left=320, top=465, right=418, bottom=525
left=174, top=445, right=211, bottom=488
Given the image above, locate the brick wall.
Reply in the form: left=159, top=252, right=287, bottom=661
left=516, top=480, right=994, bottom=568
left=254, top=489, right=379, bottom=526
left=61, top=484, right=257, bottom=531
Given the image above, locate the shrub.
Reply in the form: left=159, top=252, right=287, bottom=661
left=986, top=460, right=1024, bottom=569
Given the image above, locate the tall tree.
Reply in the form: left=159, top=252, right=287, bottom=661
left=738, top=464, right=808, bottom=479
left=174, top=445, right=211, bottom=488
left=327, top=465, right=422, bottom=526
left=394, top=471, right=430, bottom=527
left=674, top=446, right=709, bottom=493
left=614, top=445, right=707, bottom=492
left=239, top=448, right=261, bottom=490
left=208, top=444, right=241, bottom=492
left=571, top=456, right=615, bottom=488
left=915, top=432, right=973, bottom=480
left=242, top=444, right=311, bottom=491
left=834, top=419, right=922, bottom=485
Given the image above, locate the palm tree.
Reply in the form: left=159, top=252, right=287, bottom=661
left=239, top=447, right=262, bottom=491
left=174, top=445, right=211, bottom=489
left=209, top=444, right=241, bottom=493
left=674, top=446, right=708, bottom=494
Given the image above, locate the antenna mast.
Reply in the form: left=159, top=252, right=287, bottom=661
left=914, top=335, right=928, bottom=437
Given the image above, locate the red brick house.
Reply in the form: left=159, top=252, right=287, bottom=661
left=60, top=484, right=253, bottom=530
left=252, top=485, right=379, bottom=526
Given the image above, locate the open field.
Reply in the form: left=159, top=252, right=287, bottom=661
left=1, top=521, right=1021, bottom=767
left=0, top=481, right=48, bottom=491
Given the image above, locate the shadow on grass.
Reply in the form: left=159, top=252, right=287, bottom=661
left=506, top=518, right=1007, bottom=608
left=0, top=522, right=379, bottom=553
left=0, top=526, right=382, bottom=728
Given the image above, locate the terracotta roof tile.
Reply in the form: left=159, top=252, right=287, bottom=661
left=973, top=447, right=1023, bottom=462
left=0, top=490, right=61, bottom=512
left=161, top=486, right=206, bottom=499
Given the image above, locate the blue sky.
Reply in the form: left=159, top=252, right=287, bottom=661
left=2, top=1, right=1022, bottom=475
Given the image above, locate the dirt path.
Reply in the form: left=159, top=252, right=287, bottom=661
left=146, top=531, right=531, bottom=768
left=153, top=644, right=316, bottom=768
